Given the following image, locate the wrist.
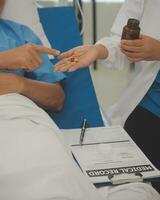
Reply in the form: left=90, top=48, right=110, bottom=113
left=16, top=76, right=26, bottom=94
left=20, top=77, right=28, bottom=95
left=0, top=53, right=8, bottom=69
left=94, top=44, right=109, bottom=59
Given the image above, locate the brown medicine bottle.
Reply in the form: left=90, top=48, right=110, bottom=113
left=121, top=18, right=141, bottom=40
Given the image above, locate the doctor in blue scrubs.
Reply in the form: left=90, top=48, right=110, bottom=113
left=0, top=0, right=65, bottom=111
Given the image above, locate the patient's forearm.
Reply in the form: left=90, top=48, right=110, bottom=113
left=21, top=78, right=65, bottom=111
left=0, top=52, right=9, bottom=69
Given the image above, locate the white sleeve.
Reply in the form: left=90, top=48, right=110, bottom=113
left=96, top=0, right=145, bottom=70
left=96, top=35, right=128, bottom=70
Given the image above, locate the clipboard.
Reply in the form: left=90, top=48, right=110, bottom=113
left=62, top=126, right=160, bottom=186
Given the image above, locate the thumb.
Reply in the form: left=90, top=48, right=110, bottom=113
left=59, top=50, right=74, bottom=59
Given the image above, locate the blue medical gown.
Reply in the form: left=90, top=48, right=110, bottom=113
left=0, top=19, right=65, bottom=83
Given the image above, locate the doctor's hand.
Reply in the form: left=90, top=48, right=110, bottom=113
left=55, top=44, right=108, bottom=72
left=0, top=44, right=60, bottom=72
left=120, top=35, right=160, bottom=62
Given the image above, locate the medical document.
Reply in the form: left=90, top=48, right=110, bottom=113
left=62, top=126, right=160, bottom=185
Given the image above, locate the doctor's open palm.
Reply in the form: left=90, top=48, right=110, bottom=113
left=55, top=44, right=107, bottom=72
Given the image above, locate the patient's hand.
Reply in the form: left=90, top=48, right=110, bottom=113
left=0, top=73, right=24, bottom=95
left=55, top=44, right=108, bottom=72
left=0, top=44, right=60, bottom=72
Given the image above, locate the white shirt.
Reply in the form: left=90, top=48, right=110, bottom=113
left=97, top=0, right=160, bottom=126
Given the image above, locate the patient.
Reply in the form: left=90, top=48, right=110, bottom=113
left=0, top=0, right=65, bottom=111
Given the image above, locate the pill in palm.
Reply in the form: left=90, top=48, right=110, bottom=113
left=70, top=57, right=80, bottom=63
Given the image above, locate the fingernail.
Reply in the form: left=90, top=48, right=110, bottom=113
left=68, top=68, right=74, bottom=72
left=55, top=50, right=60, bottom=55
left=121, top=40, right=126, bottom=44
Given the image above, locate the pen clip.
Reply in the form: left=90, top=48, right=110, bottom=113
left=108, top=173, right=143, bottom=185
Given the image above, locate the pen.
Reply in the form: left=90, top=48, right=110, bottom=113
left=80, top=119, right=88, bottom=145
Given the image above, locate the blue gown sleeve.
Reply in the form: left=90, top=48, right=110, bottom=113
left=21, top=25, right=66, bottom=83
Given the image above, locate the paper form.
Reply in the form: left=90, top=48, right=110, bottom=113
left=61, top=126, right=129, bottom=146
left=61, top=126, right=160, bottom=185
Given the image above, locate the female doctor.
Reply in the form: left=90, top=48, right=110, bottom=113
left=55, top=0, right=160, bottom=191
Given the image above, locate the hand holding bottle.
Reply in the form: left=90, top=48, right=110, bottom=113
left=120, top=35, right=160, bottom=62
